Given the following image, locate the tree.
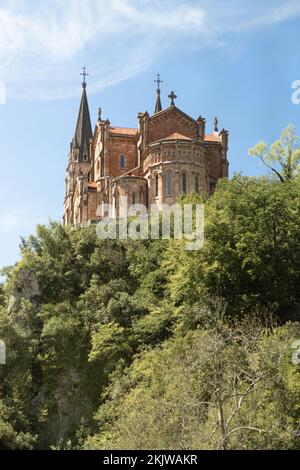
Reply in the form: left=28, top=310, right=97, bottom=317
left=249, top=124, right=300, bottom=182
left=84, top=310, right=300, bottom=450
left=0, top=401, right=35, bottom=450
left=166, top=176, right=300, bottom=317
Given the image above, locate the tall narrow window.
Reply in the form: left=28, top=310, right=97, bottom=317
left=195, top=175, right=199, bottom=193
left=120, top=154, right=125, bottom=169
left=182, top=172, right=187, bottom=194
left=132, top=192, right=136, bottom=205
left=155, top=174, right=159, bottom=197
left=167, top=173, right=172, bottom=195
left=140, top=186, right=144, bottom=204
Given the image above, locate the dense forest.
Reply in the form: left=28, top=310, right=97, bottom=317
left=1, top=127, right=300, bottom=450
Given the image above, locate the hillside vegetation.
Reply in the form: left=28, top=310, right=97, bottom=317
left=0, top=175, right=300, bottom=450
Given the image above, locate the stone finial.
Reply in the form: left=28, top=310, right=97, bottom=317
left=219, top=128, right=229, bottom=150
left=214, top=117, right=219, bottom=132
left=197, top=115, right=206, bottom=139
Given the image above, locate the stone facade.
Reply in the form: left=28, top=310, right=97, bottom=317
left=64, top=83, right=229, bottom=226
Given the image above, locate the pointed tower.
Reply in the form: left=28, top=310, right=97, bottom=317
left=73, top=90, right=92, bottom=162
left=154, top=74, right=163, bottom=114
left=64, top=68, right=93, bottom=226
left=73, top=68, right=93, bottom=162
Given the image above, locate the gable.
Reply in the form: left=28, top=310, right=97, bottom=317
left=148, top=106, right=198, bottom=144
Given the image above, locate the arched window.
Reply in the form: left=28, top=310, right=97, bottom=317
left=167, top=173, right=172, bottom=195
left=155, top=174, right=159, bottom=197
left=182, top=172, right=187, bottom=194
left=132, top=192, right=136, bottom=205
left=120, top=154, right=125, bottom=169
left=195, top=175, right=199, bottom=193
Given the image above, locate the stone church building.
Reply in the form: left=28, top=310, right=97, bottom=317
left=63, top=75, right=229, bottom=226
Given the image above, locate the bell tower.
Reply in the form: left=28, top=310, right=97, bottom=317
left=64, top=68, right=93, bottom=225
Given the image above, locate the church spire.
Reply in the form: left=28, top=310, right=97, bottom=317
left=154, top=74, right=163, bottom=113
left=74, top=67, right=93, bottom=160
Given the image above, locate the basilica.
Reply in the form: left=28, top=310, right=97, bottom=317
left=63, top=74, right=229, bottom=226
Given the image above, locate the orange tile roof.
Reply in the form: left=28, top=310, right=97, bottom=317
left=110, top=127, right=138, bottom=136
left=204, top=134, right=221, bottom=142
left=88, top=182, right=97, bottom=189
left=163, top=132, right=192, bottom=140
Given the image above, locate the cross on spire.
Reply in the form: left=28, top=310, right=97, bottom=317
left=168, top=91, right=177, bottom=106
left=80, top=66, right=89, bottom=88
left=154, top=74, right=163, bottom=113
left=154, top=73, right=163, bottom=92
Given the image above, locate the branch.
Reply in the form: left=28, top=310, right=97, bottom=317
left=225, top=373, right=266, bottom=428
left=225, top=395, right=244, bottom=428
left=258, top=156, right=285, bottom=183
left=226, top=426, right=267, bottom=438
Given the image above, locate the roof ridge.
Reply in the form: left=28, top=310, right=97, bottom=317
left=110, top=126, right=137, bottom=130
left=204, top=133, right=221, bottom=142
left=165, top=132, right=191, bottom=140
left=109, top=127, right=138, bottom=137
left=150, top=105, right=197, bottom=124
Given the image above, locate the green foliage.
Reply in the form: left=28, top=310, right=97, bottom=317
left=0, top=284, right=5, bottom=306
left=249, top=124, right=300, bottom=182
left=89, top=323, right=132, bottom=364
left=85, top=320, right=300, bottom=450
left=0, top=400, right=36, bottom=450
left=0, top=174, right=299, bottom=449
left=166, top=176, right=300, bottom=317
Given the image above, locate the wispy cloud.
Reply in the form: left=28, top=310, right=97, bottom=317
left=0, top=0, right=300, bottom=100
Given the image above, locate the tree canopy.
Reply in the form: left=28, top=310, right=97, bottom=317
left=249, top=124, right=300, bottom=182
left=0, top=174, right=299, bottom=450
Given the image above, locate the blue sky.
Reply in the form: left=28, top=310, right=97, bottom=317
left=0, top=0, right=300, bottom=268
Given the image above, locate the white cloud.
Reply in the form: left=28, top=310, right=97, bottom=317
left=0, top=0, right=299, bottom=100
left=208, top=0, right=300, bottom=32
